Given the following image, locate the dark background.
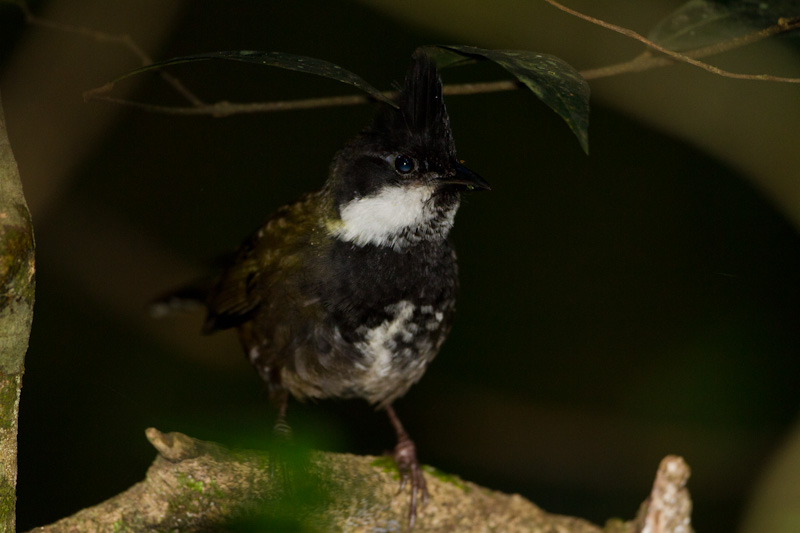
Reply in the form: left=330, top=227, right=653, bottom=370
left=2, top=1, right=799, bottom=531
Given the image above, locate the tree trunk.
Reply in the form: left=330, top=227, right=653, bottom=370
left=0, top=89, right=36, bottom=532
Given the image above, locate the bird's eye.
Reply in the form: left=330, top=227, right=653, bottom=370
left=394, top=155, right=415, bottom=174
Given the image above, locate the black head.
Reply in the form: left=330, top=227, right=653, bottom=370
left=325, top=52, right=488, bottom=250
left=328, top=51, right=489, bottom=205
left=366, top=51, right=457, bottom=177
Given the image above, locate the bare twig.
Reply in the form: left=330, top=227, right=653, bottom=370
left=544, top=0, right=800, bottom=83
left=85, top=80, right=521, bottom=117
left=87, top=94, right=377, bottom=116
left=633, top=455, right=694, bottom=533
left=443, top=79, right=520, bottom=95
left=15, top=1, right=204, bottom=106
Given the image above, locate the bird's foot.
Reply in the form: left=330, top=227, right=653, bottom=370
left=272, top=415, right=293, bottom=441
left=271, top=388, right=293, bottom=441
left=393, top=434, right=429, bottom=529
left=267, top=407, right=296, bottom=493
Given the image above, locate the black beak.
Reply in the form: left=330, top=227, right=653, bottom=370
left=438, top=164, right=491, bottom=191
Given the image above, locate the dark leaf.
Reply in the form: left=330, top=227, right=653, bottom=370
left=114, top=50, right=395, bottom=106
left=649, top=0, right=800, bottom=51
left=423, top=46, right=479, bottom=69
left=430, top=45, right=590, bottom=154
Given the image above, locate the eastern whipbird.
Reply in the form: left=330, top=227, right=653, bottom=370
left=156, top=50, right=489, bottom=527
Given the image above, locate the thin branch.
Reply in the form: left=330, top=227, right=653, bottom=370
left=443, top=79, right=520, bottom=95
left=85, top=80, right=521, bottom=117
left=89, top=94, right=379, bottom=116
left=16, top=1, right=204, bottom=106
left=544, top=0, right=800, bottom=83
left=580, top=12, right=800, bottom=80
left=15, top=0, right=800, bottom=116
left=84, top=6, right=800, bottom=117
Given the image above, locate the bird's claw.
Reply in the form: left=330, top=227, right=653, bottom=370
left=393, top=436, right=428, bottom=529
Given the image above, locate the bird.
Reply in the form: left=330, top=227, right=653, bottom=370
left=156, top=50, right=489, bottom=526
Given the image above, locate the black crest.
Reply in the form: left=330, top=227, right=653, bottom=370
left=326, top=51, right=467, bottom=205
left=367, top=51, right=456, bottom=161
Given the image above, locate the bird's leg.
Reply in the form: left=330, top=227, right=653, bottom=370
left=385, top=404, right=428, bottom=528
left=272, top=388, right=292, bottom=440
left=244, top=331, right=293, bottom=439
left=266, top=387, right=297, bottom=497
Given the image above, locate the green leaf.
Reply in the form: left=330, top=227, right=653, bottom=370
left=430, top=45, right=590, bottom=154
left=649, top=0, right=800, bottom=51
left=113, top=50, right=395, bottom=107
left=423, top=46, right=480, bottom=69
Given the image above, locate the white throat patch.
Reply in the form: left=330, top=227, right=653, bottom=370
left=332, top=184, right=454, bottom=250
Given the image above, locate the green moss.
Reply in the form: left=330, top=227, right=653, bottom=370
left=13, top=204, right=32, bottom=229
left=0, top=475, right=15, bottom=531
left=369, top=458, right=469, bottom=492
left=0, top=376, right=19, bottom=430
left=603, top=517, right=631, bottom=532
left=369, top=456, right=400, bottom=480
left=0, top=216, right=35, bottom=312
left=176, top=472, right=206, bottom=493
left=204, top=479, right=225, bottom=501
left=112, top=519, right=130, bottom=532
left=166, top=472, right=230, bottom=526
left=165, top=478, right=211, bottom=524
left=422, top=465, right=470, bottom=493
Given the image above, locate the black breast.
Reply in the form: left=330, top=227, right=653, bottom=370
left=317, top=238, right=459, bottom=342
